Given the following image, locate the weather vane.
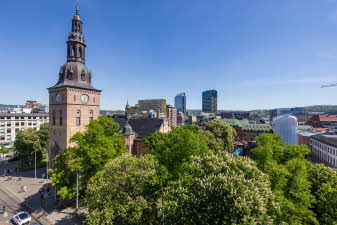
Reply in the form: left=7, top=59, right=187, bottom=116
left=76, top=0, right=79, bottom=15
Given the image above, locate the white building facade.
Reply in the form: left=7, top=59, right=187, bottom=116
left=0, top=113, right=49, bottom=148
left=310, top=134, right=337, bottom=168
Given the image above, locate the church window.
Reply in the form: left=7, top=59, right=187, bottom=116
left=74, top=95, right=76, bottom=102
left=52, top=110, right=56, bottom=126
left=72, top=46, right=76, bottom=57
left=89, top=110, right=93, bottom=122
left=59, top=110, right=63, bottom=126
left=93, top=97, right=95, bottom=103
left=81, top=73, right=85, bottom=81
left=67, top=71, right=73, bottom=80
left=76, top=110, right=81, bottom=126
left=79, top=47, right=83, bottom=58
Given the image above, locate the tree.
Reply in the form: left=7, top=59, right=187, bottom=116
left=84, top=154, right=159, bottom=225
left=308, top=164, right=337, bottom=225
left=162, top=153, right=280, bottom=225
left=37, top=123, right=49, bottom=152
left=50, top=116, right=126, bottom=199
left=14, top=128, right=43, bottom=165
left=251, top=133, right=317, bottom=225
left=0, top=144, right=10, bottom=155
left=144, top=125, right=211, bottom=183
left=203, top=120, right=237, bottom=153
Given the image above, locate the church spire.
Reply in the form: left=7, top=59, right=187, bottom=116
left=76, top=0, right=79, bottom=15
left=66, top=0, right=86, bottom=63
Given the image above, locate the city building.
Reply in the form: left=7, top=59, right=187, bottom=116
left=202, top=90, right=217, bottom=114
left=221, top=111, right=251, bottom=119
left=115, top=118, right=171, bottom=156
left=166, top=105, right=177, bottom=127
left=273, top=114, right=298, bottom=145
left=138, top=99, right=167, bottom=114
left=221, top=119, right=273, bottom=142
left=175, top=93, right=186, bottom=114
left=298, top=130, right=325, bottom=149
left=310, top=134, right=337, bottom=168
left=177, top=112, right=186, bottom=126
left=0, top=113, right=49, bottom=148
left=306, top=115, right=337, bottom=128
left=48, top=3, right=101, bottom=162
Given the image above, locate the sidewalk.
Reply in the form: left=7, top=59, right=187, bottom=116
left=0, top=161, right=82, bottom=225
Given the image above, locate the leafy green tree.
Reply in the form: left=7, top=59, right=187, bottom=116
left=50, top=116, right=126, bottom=199
left=251, top=133, right=317, bottom=225
left=203, top=120, right=237, bottom=152
left=308, top=164, right=337, bottom=225
left=0, top=144, right=10, bottom=155
left=84, top=154, right=159, bottom=225
left=163, top=153, right=280, bottom=225
left=144, top=125, right=210, bottom=182
left=14, top=128, right=43, bottom=165
left=37, top=123, right=49, bottom=152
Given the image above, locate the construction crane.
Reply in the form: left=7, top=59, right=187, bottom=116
left=321, top=83, right=337, bottom=88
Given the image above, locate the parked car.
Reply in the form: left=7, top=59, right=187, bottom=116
left=12, top=212, right=31, bottom=225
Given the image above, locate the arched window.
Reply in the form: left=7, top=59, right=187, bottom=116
left=76, top=110, right=81, bottom=126
left=77, top=24, right=81, bottom=31
left=67, top=70, right=73, bottom=80
left=72, top=46, right=76, bottom=57
left=59, top=110, right=63, bottom=126
left=93, top=97, right=95, bottom=103
left=74, top=95, right=76, bottom=102
left=52, top=110, right=56, bottom=126
left=79, top=47, right=83, bottom=58
left=89, top=110, right=93, bottom=122
left=73, top=24, right=76, bottom=31
left=81, top=73, right=85, bottom=81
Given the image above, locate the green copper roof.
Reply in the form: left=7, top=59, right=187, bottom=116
left=221, top=119, right=273, bottom=132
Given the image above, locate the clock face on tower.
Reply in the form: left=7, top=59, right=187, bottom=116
left=55, top=93, right=61, bottom=103
left=81, top=94, right=89, bottom=104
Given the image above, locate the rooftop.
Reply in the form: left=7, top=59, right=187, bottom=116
left=114, top=118, right=164, bottom=139
left=311, top=134, right=337, bottom=147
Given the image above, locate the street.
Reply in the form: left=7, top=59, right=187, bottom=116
left=0, top=187, right=39, bottom=224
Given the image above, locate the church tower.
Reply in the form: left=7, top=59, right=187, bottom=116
left=48, top=1, right=101, bottom=161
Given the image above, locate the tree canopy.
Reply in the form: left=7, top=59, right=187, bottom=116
left=14, top=128, right=44, bottom=165
left=84, top=154, right=159, bottom=225
left=50, top=116, right=126, bottom=199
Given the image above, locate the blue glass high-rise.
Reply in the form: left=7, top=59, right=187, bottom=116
left=175, top=93, right=186, bottom=114
left=202, top=90, right=217, bottom=114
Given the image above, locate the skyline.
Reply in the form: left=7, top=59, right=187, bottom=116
left=2, top=0, right=337, bottom=110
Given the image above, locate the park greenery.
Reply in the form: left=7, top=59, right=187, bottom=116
left=48, top=117, right=337, bottom=225
left=14, top=123, right=49, bottom=166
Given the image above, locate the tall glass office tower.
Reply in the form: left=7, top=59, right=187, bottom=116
left=175, top=93, right=186, bottom=114
left=202, top=90, right=217, bottom=114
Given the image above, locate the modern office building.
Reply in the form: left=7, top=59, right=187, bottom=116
left=0, top=113, right=49, bottom=148
left=175, top=93, right=186, bottom=114
left=202, top=90, right=217, bottom=114
left=138, top=99, right=167, bottom=114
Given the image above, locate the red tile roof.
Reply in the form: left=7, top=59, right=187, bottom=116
left=318, top=115, right=337, bottom=122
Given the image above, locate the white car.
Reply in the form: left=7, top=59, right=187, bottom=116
left=12, top=212, right=31, bottom=225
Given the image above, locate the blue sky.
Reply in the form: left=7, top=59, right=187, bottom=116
left=1, top=0, right=337, bottom=110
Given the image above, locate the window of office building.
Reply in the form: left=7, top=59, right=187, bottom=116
left=15, top=117, right=19, bottom=120
left=6, top=135, right=10, bottom=141
left=0, top=136, right=5, bottom=141
left=6, top=122, right=11, bottom=127
left=0, top=122, right=4, bottom=127
left=20, top=117, right=24, bottom=119
left=0, top=117, right=4, bottom=120
left=28, top=122, right=32, bottom=126
left=15, top=122, right=19, bottom=126
left=0, top=129, right=5, bottom=134
left=21, top=122, right=24, bottom=126
left=6, top=117, right=11, bottom=119
left=6, top=129, right=10, bottom=134
left=15, top=128, right=19, bottom=132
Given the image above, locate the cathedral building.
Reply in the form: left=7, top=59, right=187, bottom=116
left=48, top=3, right=101, bottom=161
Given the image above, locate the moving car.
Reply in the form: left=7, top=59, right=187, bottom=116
left=12, top=212, right=31, bottom=225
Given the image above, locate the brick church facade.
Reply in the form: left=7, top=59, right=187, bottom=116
left=48, top=3, right=101, bottom=162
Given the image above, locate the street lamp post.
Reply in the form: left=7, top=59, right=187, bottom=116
left=34, top=148, right=37, bottom=179
left=76, top=172, right=79, bottom=210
